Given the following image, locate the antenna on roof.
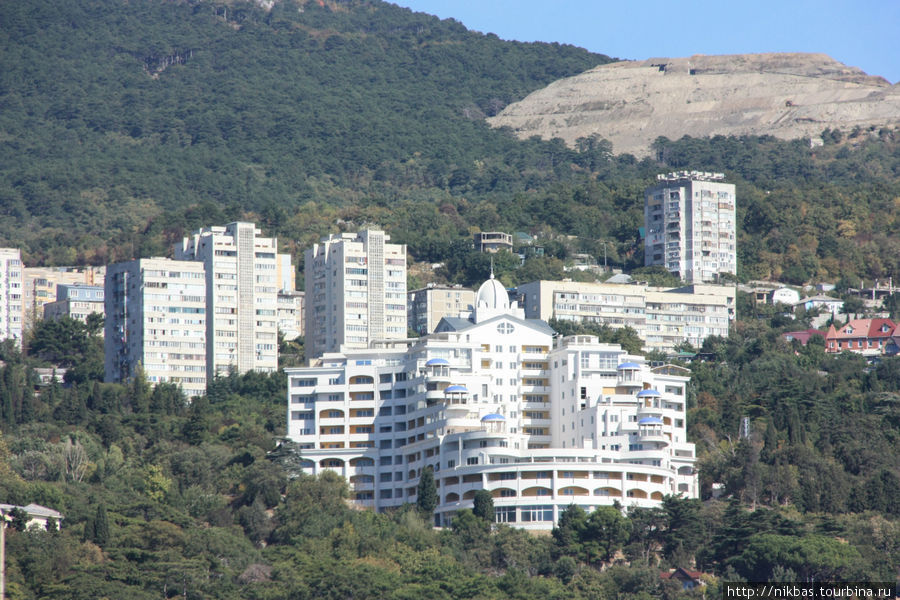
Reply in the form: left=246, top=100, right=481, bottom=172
left=490, top=256, right=495, bottom=280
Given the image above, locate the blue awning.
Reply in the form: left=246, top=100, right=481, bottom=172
left=426, top=358, right=450, bottom=366
left=617, top=362, right=641, bottom=370
left=638, top=417, right=664, bottom=425
left=636, top=389, right=661, bottom=397
left=481, top=413, right=506, bottom=421
left=444, top=385, right=468, bottom=393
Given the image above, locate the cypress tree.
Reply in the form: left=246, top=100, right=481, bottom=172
left=415, top=466, right=438, bottom=522
left=93, top=504, right=110, bottom=546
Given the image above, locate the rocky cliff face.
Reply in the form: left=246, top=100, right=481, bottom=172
left=487, top=53, right=900, bottom=157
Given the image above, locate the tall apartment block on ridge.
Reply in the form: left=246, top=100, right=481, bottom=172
left=644, top=171, right=736, bottom=283
left=0, top=248, right=24, bottom=347
left=304, top=230, right=407, bottom=360
left=286, top=275, right=697, bottom=530
left=104, top=257, right=208, bottom=398
left=176, top=222, right=281, bottom=376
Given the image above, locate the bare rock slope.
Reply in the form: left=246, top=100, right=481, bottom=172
left=487, top=53, right=900, bottom=157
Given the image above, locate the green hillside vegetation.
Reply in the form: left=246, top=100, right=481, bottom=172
left=2, top=0, right=900, bottom=288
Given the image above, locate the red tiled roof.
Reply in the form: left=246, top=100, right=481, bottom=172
left=828, top=318, right=896, bottom=340
left=782, top=329, right=825, bottom=345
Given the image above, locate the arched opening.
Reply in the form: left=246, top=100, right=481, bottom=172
left=491, top=487, right=517, bottom=498
left=522, top=486, right=552, bottom=497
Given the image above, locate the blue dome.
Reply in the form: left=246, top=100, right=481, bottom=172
left=617, top=362, right=641, bottom=370
left=444, top=385, right=468, bottom=393
left=426, top=358, right=450, bottom=366
left=636, top=389, right=661, bottom=397
left=481, top=413, right=506, bottom=421
left=638, top=417, right=664, bottom=425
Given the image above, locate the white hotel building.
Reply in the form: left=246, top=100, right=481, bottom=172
left=286, top=276, right=697, bottom=529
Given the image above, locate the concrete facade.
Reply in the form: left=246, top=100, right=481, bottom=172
left=407, top=284, right=476, bottom=336
left=518, top=280, right=735, bottom=352
left=176, top=222, right=280, bottom=376
left=304, top=230, right=407, bottom=360
left=104, top=258, right=208, bottom=397
left=0, top=249, right=24, bottom=347
left=644, top=171, right=736, bottom=283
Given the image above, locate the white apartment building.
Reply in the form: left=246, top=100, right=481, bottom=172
left=277, top=290, right=304, bottom=342
left=518, top=280, right=735, bottom=353
left=407, top=284, right=476, bottom=336
left=0, top=248, right=24, bottom=347
left=286, top=276, right=697, bottom=530
left=176, top=222, right=281, bottom=376
left=104, top=258, right=207, bottom=398
left=22, top=266, right=105, bottom=330
left=43, top=284, right=104, bottom=328
left=644, top=171, right=736, bottom=283
left=304, top=230, right=407, bottom=360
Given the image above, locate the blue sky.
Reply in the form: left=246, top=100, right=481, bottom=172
left=393, top=1, right=900, bottom=84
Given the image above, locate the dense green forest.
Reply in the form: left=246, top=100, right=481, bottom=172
left=2, top=0, right=900, bottom=288
left=1, top=306, right=900, bottom=597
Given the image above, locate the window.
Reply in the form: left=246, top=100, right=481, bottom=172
left=495, top=506, right=517, bottom=523
left=521, top=505, right=553, bottom=522
left=467, top=457, right=479, bottom=465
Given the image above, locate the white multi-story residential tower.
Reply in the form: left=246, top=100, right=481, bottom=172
left=104, top=258, right=207, bottom=397
left=0, top=248, right=24, bottom=347
left=304, top=230, right=407, bottom=359
left=286, top=275, right=697, bottom=530
left=644, top=171, right=736, bottom=283
left=176, top=222, right=281, bottom=376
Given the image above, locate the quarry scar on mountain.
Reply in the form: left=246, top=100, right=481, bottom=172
left=487, top=53, right=900, bottom=157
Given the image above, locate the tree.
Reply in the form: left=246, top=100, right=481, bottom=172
left=583, top=506, right=632, bottom=564
left=416, top=466, right=438, bottom=523
left=93, top=504, right=110, bottom=546
left=472, top=489, right=494, bottom=522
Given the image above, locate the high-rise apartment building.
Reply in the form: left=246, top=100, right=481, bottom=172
left=0, top=248, right=24, bottom=347
left=407, top=284, right=476, bottom=336
left=104, top=258, right=207, bottom=397
left=176, top=222, right=281, bottom=376
left=285, top=276, right=697, bottom=530
left=644, top=171, right=736, bottom=283
left=304, top=230, right=407, bottom=360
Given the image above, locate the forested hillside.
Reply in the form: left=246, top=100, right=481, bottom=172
left=2, top=0, right=900, bottom=287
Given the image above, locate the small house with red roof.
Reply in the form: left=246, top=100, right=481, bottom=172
left=825, top=318, right=898, bottom=355
left=782, top=329, right=825, bottom=346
